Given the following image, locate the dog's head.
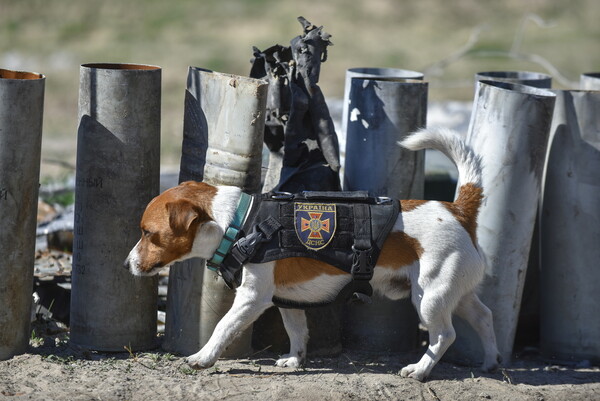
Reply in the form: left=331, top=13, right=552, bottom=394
left=123, top=181, right=221, bottom=276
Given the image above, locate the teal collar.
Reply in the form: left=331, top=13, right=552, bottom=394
left=207, top=192, right=253, bottom=271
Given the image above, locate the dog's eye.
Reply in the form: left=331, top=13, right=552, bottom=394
left=142, top=229, right=161, bottom=245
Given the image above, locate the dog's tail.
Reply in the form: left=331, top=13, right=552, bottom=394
left=400, top=127, right=484, bottom=224
left=400, top=127, right=482, bottom=188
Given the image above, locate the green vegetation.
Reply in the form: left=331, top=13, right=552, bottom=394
left=30, top=329, right=44, bottom=347
left=41, top=191, right=74, bottom=207
left=1, top=0, right=598, bottom=179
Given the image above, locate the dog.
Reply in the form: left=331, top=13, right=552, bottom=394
left=123, top=127, right=500, bottom=381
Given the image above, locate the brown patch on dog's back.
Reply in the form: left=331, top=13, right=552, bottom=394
left=377, top=231, right=423, bottom=269
left=274, top=258, right=348, bottom=287
left=442, top=183, right=483, bottom=245
left=401, top=199, right=428, bottom=212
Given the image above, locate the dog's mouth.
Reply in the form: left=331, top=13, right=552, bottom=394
left=133, top=266, right=162, bottom=277
left=143, top=261, right=171, bottom=276
left=124, top=258, right=168, bottom=277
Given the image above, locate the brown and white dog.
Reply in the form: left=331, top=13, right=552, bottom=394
left=124, top=127, right=500, bottom=381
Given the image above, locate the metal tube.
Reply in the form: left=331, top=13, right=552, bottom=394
left=448, top=80, right=555, bottom=365
left=0, top=69, right=45, bottom=360
left=70, top=63, right=161, bottom=351
left=540, top=89, right=600, bottom=363
left=476, top=71, right=552, bottom=88
left=580, top=73, right=600, bottom=90
left=475, top=71, right=552, bottom=350
left=340, top=68, right=423, bottom=183
left=342, top=77, right=427, bottom=352
left=163, top=67, right=268, bottom=357
left=344, top=78, right=427, bottom=197
left=342, top=68, right=423, bottom=139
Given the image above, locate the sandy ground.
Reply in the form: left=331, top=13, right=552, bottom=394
left=1, top=319, right=599, bottom=401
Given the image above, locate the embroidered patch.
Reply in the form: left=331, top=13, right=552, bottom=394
left=294, top=203, right=336, bottom=250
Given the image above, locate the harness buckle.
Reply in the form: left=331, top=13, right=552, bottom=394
left=224, top=215, right=283, bottom=279
left=375, top=196, right=393, bottom=205
left=233, top=230, right=264, bottom=259
left=351, top=245, right=374, bottom=280
left=220, top=216, right=282, bottom=289
left=270, top=191, right=293, bottom=200
left=350, top=292, right=373, bottom=304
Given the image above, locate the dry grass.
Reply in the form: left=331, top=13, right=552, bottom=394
left=1, top=0, right=598, bottom=178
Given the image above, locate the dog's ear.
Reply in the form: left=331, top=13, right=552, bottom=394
left=166, top=199, right=203, bottom=236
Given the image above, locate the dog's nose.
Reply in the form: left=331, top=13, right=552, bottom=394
left=123, top=259, right=131, bottom=271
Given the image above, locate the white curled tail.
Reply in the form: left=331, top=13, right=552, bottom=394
left=399, top=127, right=482, bottom=188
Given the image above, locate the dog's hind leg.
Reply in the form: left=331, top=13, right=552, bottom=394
left=401, top=289, right=457, bottom=381
left=275, top=308, right=309, bottom=368
left=455, top=292, right=501, bottom=372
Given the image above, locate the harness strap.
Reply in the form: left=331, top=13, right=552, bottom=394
left=207, top=192, right=253, bottom=271
left=350, top=204, right=374, bottom=298
left=219, top=216, right=283, bottom=289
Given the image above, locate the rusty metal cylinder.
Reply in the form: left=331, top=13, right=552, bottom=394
left=540, top=89, right=600, bottom=363
left=163, top=67, right=268, bottom=357
left=580, top=72, right=600, bottom=90
left=448, top=80, right=555, bottom=365
left=0, top=69, right=45, bottom=360
left=342, top=77, right=427, bottom=352
left=70, top=63, right=161, bottom=351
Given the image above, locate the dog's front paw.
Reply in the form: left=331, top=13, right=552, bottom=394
left=275, top=354, right=304, bottom=368
left=185, top=354, right=215, bottom=370
left=400, top=363, right=428, bottom=382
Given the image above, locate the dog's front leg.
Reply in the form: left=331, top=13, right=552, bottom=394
left=276, top=308, right=308, bottom=368
left=186, top=284, right=273, bottom=370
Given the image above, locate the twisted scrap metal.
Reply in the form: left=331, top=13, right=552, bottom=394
left=250, top=16, right=340, bottom=192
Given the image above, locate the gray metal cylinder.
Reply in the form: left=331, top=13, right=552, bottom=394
left=476, top=71, right=552, bottom=88
left=344, top=78, right=427, bottom=197
left=475, top=71, right=552, bottom=349
left=448, top=80, right=555, bottom=365
left=70, top=63, right=161, bottom=351
left=342, top=77, right=427, bottom=352
left=0, top=69, right=45, bottom=360
left=540, top=89, right=600, bottom=363
left=580, top=73, right=600, bottom=90
left=341, top=68, right=424, bottom=139
left=163, top=67, right=268, bottom=357
left=341, top=68, right=423, bottom=183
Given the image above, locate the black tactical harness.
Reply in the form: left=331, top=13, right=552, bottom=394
left=207, top=191, right=400, bottom=308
